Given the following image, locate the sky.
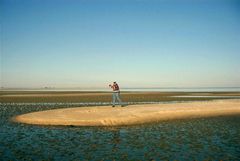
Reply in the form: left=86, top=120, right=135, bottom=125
left=1, top=0, right=240, bottom=89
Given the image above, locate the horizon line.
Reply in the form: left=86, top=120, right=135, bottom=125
left=1, top=86, right=240, bottom=90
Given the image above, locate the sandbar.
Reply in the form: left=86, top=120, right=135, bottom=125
left=13, top=99, right=240, bottom=126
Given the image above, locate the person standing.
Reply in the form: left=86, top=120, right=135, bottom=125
left=109, top=82, right=123, bottom=107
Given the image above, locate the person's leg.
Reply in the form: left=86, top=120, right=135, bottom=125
left=116, top=92, right=123, bottom=106
left=112, top=93, right=116, bottom=107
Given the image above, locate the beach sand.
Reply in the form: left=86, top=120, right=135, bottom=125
left=13, top=99, right=240, bottom=126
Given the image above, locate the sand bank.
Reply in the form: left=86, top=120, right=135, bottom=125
left=13, top=99, right=240, bottom=126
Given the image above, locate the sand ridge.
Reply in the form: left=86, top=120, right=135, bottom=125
left=13, top=99, right=240, bottom=126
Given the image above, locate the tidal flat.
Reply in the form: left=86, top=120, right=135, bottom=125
left=1, top=91, right=240, bottom=160
left=1, top=91, right=240, bottom=103
left=0, top=102, right=240, bottom=160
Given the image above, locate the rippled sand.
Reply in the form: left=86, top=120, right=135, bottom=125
left=12, top=99, right=240, bottom=126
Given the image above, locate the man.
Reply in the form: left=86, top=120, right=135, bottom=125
left=109, top=82, right=123, bottom=107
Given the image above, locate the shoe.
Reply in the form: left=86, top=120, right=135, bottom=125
left=112, top=105, right=115, bottom=107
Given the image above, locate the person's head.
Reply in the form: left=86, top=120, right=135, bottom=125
left=113, top=82, right=116, bottom=84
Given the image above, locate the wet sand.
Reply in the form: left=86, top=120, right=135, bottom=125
left=13, top=99, right=240, bottom=126
left=1, top=91, right=240, bottom=103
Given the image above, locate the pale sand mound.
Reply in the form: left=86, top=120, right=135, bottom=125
left=13, top=99, right=240, bottom=126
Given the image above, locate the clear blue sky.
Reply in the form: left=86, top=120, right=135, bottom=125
left=1, top=0, right=240, bottom=88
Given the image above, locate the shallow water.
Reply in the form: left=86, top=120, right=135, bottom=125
left=172, top=95, right=240, bottom=98
left=4, top=87, right=240, bottom=92
left=0, top=103, right=240, bottom=160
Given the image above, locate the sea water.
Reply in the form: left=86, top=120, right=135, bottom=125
left=0, top=103, right=240, bottom=160
left=2, top=87, right=240, bottom=92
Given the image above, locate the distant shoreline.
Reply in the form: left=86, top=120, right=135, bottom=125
left=1, top=87, right=240, bottom=92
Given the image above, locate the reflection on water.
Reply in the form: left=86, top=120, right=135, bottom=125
left=0, top=104, right=240, bottom=160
